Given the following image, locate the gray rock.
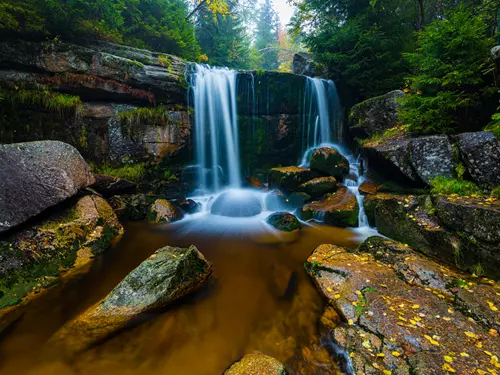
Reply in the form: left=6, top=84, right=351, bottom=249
left=224, top=353, right=287, bottom=375
left=51, top=245, right=212, bottom=353
left=410, top=135, right=455, bottom=184
left=457, top=131, right=500, bottom=190
left=0, top=141, right=95, bottom=233
left=148, top=199, right=183, bottom=223
left=292, top=52, right=322, bottom=77
left=266, top=212, right=302, bottom=232
left=310, top=147, right=350, bottom=179
left=349, top=90, right=404, bottom=139
left=92, top=174, right=137, bottom=197
left=492, top=45, right=500, bottom=60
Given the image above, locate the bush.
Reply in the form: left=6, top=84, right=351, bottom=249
left=430, top=176, right=482, bottom=196
left=93, top=163, right=146, bottom=183
left=491, top=186, right=500, bottom=198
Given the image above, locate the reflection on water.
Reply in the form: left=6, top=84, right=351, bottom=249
left=0, top=220, right=366, bottom=375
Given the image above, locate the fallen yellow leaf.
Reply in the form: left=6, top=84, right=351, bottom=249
left=444, top=355, right=453, bottom=363
left=442, top=363, right=455, bottom=372
left=392, top=351, right=401, bottom=357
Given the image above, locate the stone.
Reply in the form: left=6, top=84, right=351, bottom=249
left=305, top=241, right=500, bottom=375
left=456, top=132, right=500, bottom=190
left=286, top=192, right=312, bottom=209
left=109, top=194, right=159, bottom=220
left=264, top=190, right=287, bottom=212
left=91, top=174, right=137, bottom=197
left=409, top=135, right=455, bottom=184
left=175, top=199, right=201, bottom=214
left=292, top=52, right=323, bottom=77
left=210, top=191, right=263, bottom=217
left=299, top=177, right=337, bottom=199
left=268, top=167, right=313, bottom=193
left=349, top=90, right=404, bottom=139
left=298, top=187, right=359, bottom=227
left=51, top=245, right=211, bottom=353
left=358, top=179, right=380, bottom=195
left=492, top=45, right=500, bottom=60
left=224, top=353, right=287, bottom=375
left=148, top=199, right=183, bottom=223
left=266, top=212, right=302, bottom=232
left=0, top=141, right=95, bottom=233
left=310, top=147, right=349, bottom=179
left=245, top=176, right=267, bottom=190
left=0, top=195, right=122, bottom=309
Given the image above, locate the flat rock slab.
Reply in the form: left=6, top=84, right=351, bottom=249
left=51, top=245, right=211, bottom=353
left=0, top=141, right=95, bottom=233
left=268, top=167, right=313, bottom=193
left=299, top=176, right=337, bottom=199
left=224, top=353, right=287, bottom=375
left=306, top=239, right=500, bottom=375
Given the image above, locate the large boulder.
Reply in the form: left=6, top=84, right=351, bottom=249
left=310, top=147, right=349, bottom=179
left=349, top=90, right=404, bottom=139
left=410, top=135, right=455, bottom=184
left=299, top=187, right=359, bottom=227
left=51, top=245, right=211, bottom=353
left=224, top=353, right=287, bottom=375
left=268, top=167, right=313, bottom=193
left=147, top=199, right=183, bottom=223
left=0, top=141, right=95, bottom=233
left=0, top=195, right=122, bottom=310
left=306, top=240, right=500, bottom=375
left=266, top=212, right=302, bottom=232
left=456, top=131, right=500, bottom=190
left=299, top=177, right=337, bottom=199
left=210, top=191, right=263, bottom=217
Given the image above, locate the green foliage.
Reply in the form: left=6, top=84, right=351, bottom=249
left=455, top=163, right=466, bottom=181
left=429, top=176, right=482, bottom=196
left=359, top=125, right=409, bottom=146
left=254, top=0, right=279, bottom=70
left=1, top=89, right=83, bottom=117
left=398, top=7, right=496, bottom=134
left=163, top=169, right=179, bottom=183
left=491, top=186, right=500, bottom=198
left=118, top=106, right=173, bottom=126
left=93, top=163, right=146, bottom=183
left=485, top=99, right=500, bottom=137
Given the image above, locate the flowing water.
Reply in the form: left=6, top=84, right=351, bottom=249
left=0, top=221, right=369, bottom=375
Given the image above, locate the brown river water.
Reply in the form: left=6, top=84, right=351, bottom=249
left=0, top=219, right=368, bottom=375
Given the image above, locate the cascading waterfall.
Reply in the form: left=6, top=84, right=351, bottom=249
left=190, top=64, right=241, bottom=192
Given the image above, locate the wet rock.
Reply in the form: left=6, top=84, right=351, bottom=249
left=349, top=90, right=404, bottom=139
left=245, top=176, right=267, bottom=190
left=175, top=199, right=201, bottom=214
left=211, top=191, right=263, bottom=217
left=310, top=147, right=349, bottom=179
left=305, top=242, right=500, bottom=375
left=410, top=135, right=455, bottom=184
left=224, top=353, right=287, bottom=375
left=265, top=190, right=287, bottom=211
left=299, top=177, right=337, bottom=199
left=286, top=192, right=312, bottom=209
left=292, top=52, right=323, bottom=77
left=91, top=174, right=137, bottom=197
left=148, top=199, right=183, bottom=223
left=0, top=141, right=95, bottom=233
left=358, top=179, right=380, bottom=195
left=299, top=187, right=359, bottom=227
left=266, top=212, right=302, bottom=232
left=0, top=195, right=122, bottom=309
left=109, top=194, right=159, bottom=220
left=268, top=167, right=313, bottom=193
left=51, top=245, right=211, bottom=353
left=456, top=132, right=500, bottom=190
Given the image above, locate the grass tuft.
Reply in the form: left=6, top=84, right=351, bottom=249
left=92, top=163, right=146, bottom=183
left=429, top=176, right=482, bottom=196
left=118, top=106, right=173, bottom=127
left=1, top=89, right=83, bottom=117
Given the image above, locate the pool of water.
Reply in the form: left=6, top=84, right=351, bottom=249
left=0, top=218, right=372, bottom=375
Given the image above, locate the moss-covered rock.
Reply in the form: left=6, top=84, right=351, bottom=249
left=91, top=174, right=137, bottom=197
left=299, top=176, right=337, bottom=199
left=268, top=167, right=313, bottom=193
left=224, top=353, right=287, bottom=375
left=266, top=212, right=302, bottom=232
left=310, top=147, right=349, bottom=179
left=298, top=187, right=359, bottom=227
left=109, top=193, right=161, bottom=220
left=0, top=195, right=122, bottom=310
left=50, top=245, right=211, bottom=353
left=147, top=199, right=183, bottom=223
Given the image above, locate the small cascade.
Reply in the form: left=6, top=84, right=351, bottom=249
left=190, top=64, right=241, bottom=193
left=344, top=155, right=369, bottom=228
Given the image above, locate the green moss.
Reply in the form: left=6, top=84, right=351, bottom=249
left=359, top=125, right=409, bottom=146
left=118, top=106, right=173, bottom=127
left=491, top=186, right=500, bottom=198
left=1, top=89, right=83, bottom=117
left=92, top=163, right=146, bottom=183
left=455, top=162, right=466, bottom=181
left=429, top=177, right=482, bottom=196
left=158, top=55, right=173, bottom=72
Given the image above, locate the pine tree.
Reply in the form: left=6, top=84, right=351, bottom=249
left=254, top=0, right=279, bottom=70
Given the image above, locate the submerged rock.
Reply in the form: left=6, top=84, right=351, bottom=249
left=349, top=89, right=405, bottom=139
left=211, top=191, right=263, bottom=217
left=51, top=245, right=211, bottom=353
left=91, top=174, right=137, bottom=197
left=109, top=193, right=159, bottom=220
left=266, top=212, right=302, bottom=232
left=268, top=167, right=313, bottom=193
left=148, top=199, right=183, bottom=223
left=0, top=141, right=95, bottom=233
left=224, top=353, right=287, bottom=375
left=0, top=195, right=122, bottom=310
left=310, top=147, right=349, bottom=179
left=176, top=199, right=201, bottom=214
left=298, top=187, right=359, bottom=227
left=299, top=177, right=337, bottom=199
left=456, top=131, right=500, bottom=190
left=305, top=239, right=500, bottom=375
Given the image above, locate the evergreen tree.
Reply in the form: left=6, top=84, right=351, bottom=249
left=254, top=0, right=279, bottom=70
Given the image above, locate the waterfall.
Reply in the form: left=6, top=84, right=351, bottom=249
left=190, top=64, right=241, bottom=192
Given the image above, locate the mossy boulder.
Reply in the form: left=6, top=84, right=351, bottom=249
left=147, top=199, right=183, bottom=223
left=306, top=241, right=500, bottom=375
left=0, top=141, right=95, bottom=233
left=268, top=167, right=313, bottom=193
left=299, top=177, right=337, bottom=198
left=310, top=147, right=349, bottom=179
left=50, top=245, right=211, bottom=353
left=266, top=212, right=302, bottom=232
left=109, top=194, right=160, bottom=220
left=0, top=195, right=122, bottom=310
left=298, top=187, right=359, bottom=227
left=91, top=174, right=137, bottom=197
left=224, top=353, right=287, bottom=375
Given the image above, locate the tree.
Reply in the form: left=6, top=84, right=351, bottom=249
left=254, top=0, right=279, bottom=70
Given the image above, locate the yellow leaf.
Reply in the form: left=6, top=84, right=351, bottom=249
left=444, top=355, right=453, bottom=363
left=442, top=363, right=455, bottom=372
left=376, top=353, right=385, bottom=358
left=424, top=335, right=440, bottom=346
left=348, top=319, right=354, bottom=326
left=411, top=304, right=420, bottom=309
left=487, top=301, right=499, bottom=312
left=326, top=287, right=333, bottom=293
left=392, top=351, right=401, bottom=357
left=478, top=370, right=487, bottom=375
left=465, top=331, right=479, bottom=339
left=460, top=352, right=470, bottom=357
left=383, top=371, right=392, bottom=375
left=334, top=294, right=341, bottom=299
